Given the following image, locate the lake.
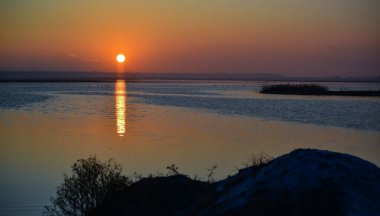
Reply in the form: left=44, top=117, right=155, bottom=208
left=0, top=80, right=379, bottom=215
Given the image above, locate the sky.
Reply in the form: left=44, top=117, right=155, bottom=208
left=0, top=0, right=379, bottom=77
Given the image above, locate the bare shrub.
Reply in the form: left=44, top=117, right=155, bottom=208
left=45, top=156, right=131, bottom=216
left=206, top=165, right=218, bottom=183
left=166, top=164, right=180, bottom=175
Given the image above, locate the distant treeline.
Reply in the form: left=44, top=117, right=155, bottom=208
left=260, top=84, right=380, bottom=96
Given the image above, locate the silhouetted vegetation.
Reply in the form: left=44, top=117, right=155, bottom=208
left=242, top=153, right=273, bottom=169
left=45, top=154, right=273, bottom=216
left=206, top=165, right=218, bottom=183
left=166, top=164, right=180, bottom=175
left=260, top=84, right=328, bottom=95
left=44, top=156, right=131, bottom=216
left=260, top=84, right=380, bottom=96
left=46, top=149, right=380, bottom=216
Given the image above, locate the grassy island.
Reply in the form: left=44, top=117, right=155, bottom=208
left=260, top=84, right=380, bottom=96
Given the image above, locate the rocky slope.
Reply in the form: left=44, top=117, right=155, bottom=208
left=95, top=149, right=380, bottom=216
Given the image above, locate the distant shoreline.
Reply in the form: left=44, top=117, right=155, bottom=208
left=1, top=72, right=380, bottom=83
left=1, top=79, right=380, bottom=83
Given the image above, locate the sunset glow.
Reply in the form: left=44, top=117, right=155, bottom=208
left=1, top=1, right=380, bottom=215
left=0, top=1, right=379, bottom=76
left=115, top=80, right=126, bottom=136
left=116, top=54, right=126, bottom=63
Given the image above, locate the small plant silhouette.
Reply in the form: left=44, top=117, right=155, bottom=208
left=45, top=156, right=131, bottom=216
left=166, top=164, right=180, bottom=175
left=242, top=153, right=273, bottom=169
left=206, top=165, right=218, bottom=183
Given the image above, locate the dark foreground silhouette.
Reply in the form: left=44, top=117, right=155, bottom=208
left=95, top=149, right=379, bottom=216
left=46, top=149, right=380, bottom=216
left=260, top=84, right=380, bottom=96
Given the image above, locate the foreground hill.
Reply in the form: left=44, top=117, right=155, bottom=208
left=95, top=149, right=380, bottom=216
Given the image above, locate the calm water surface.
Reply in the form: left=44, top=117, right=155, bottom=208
left=0, top=81, right=379, bottom=215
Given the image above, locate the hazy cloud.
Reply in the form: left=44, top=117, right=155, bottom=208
left=67, top=53, right=99, bottom=62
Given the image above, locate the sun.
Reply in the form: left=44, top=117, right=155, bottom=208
left=116, top=54, right=126, bottom=63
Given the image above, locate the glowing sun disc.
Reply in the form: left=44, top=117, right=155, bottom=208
left=116, top=54, right=126, bottom=63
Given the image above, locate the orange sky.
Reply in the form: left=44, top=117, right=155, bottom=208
left=0, top=0, right=379, bottom=76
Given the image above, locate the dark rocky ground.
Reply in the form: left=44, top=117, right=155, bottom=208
left=95, top=149, right=380, bottom=216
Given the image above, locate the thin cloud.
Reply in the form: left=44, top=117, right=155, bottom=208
left=67, top=53, right=99, bottom=62
left=67, top=53, right=77, bottom=58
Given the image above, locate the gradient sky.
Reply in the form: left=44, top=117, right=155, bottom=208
left=0, top=0, right=379, bottom=76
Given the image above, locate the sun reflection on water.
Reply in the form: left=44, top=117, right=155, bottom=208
left=115, top=80, right=126, bottom=136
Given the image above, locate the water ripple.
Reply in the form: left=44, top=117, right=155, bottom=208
left=137, top=94, right=380, bottom=131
